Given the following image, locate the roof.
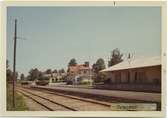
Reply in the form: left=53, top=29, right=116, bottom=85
left=69, top=64, right=90, bottom=72
left=101, top=56, right=161, bottom=72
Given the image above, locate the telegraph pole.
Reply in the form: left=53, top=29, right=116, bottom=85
left=12, top=19, right=17, bottom=108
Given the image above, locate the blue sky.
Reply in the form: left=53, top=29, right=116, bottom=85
left=7, top=7, right=161, bottom=76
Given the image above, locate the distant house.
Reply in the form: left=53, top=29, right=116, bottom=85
left=43, top=72, right=67, bottom=83
left=68, top=63, right=93, bottom=84
left=100, top=56, right=161, bottom=92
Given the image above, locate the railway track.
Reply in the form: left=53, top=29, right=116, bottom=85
left=17, top=87, right=111, bottom=111
left=17, top=89, right=77, bottom=111
left=29, top=87, right=112, bottom=106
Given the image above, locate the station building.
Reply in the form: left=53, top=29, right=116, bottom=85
left=100, top=56, right=161, bottom=92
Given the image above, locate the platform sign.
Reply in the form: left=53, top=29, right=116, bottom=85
left=110, top=103, right=157, bottom=111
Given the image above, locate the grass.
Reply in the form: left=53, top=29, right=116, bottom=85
left=79, top=82, right=90, bottom=85
left=7, top=84, right=29, bottom=111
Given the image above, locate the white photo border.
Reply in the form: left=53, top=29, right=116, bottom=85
left=0, top=1, right=166, bottom=117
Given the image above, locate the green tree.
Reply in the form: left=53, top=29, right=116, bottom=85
left=26, top=75, right=31, bottom=81
left=84, top=61, right=89, bottom=67
left=7, top=71, right=18, bottom=82
left=7, top=69, right=13, bottom=82
left=93, top=58, right=106, bottom=73
left=45, top=69, right=52, bottom=74
left=6, top=60, right=9, bottom=69
left=108, top=48, right=123, bottom=67
left=92, top=58, right=106, bottom=83
left=59, top=68, right=65, bottom=73
left=53, top=69, right=58, bottom=73
left=6, top=60, right=12, bottom=82
left=15, top=72, right=18, bottom=80
left=28, top=68, right=40, bottom=81
left=6, top=60, right=18, bottom=82
left=20, top=73, right=25, bottom=80
left=39, top=71, right=43, bottom=78
left=37, top=71, right=49, bottom=81
left=68, top=58, right=77, bottom=67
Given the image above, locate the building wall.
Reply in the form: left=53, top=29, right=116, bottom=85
left=110, top=65, right=161, bottom=85
left=68, top=68, right=92, bottom=81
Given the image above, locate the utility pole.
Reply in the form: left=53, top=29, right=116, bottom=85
left=12, top=19, right=17, bottom=108
left=88, top=56, right=92, bottom=87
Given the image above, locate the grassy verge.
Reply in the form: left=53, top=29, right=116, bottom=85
left=7, top=84, right=29, bottom=111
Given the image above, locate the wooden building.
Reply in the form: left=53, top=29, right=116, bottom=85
left=101, top=56, right=161, bottom=92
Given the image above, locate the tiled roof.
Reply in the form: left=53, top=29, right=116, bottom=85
left=69, top=64, right=90, bottom=72
left=101, top=56, right=161, bottom=72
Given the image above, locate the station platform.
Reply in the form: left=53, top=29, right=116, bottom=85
left=32, top=85, right=161, bottom=103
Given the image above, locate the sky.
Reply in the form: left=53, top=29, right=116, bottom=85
left=7, top=7, right=161, bottom=76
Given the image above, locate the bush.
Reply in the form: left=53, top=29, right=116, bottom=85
left=37, top=76, right=49, bottom=81
left=93, top=73, right=107, bottom=83
left=104, top=78, right=110, bottom=84
left=35, top=81, right=49, bottom=86
left=66, top=81, right=73, bottom=85
left=80, top=81, right=91, bottom=85
left=21, top=81, right=29, bottom=85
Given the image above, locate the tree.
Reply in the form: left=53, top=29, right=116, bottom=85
left=7, top=70, right=18, bottom=82
left=59, top=69, right=65, bottom=73
left=7, top=69, right=13, bottom=82
left=20, top=73, right=25, bottom=80
left=15, top=72, right=18, bottom=80
left=84, top=61, right=89, bottom=67
left=68, top=58, right=77, bottom=67
left=45, top=69, right=52, bottom=74
left=53, top=69, right=58, bottom=73
left=108, top=48, right=123, bottom=67
left=6, top=60, right=9, bottom=69
left=37, top=72, right=48, bottom=81
left=6, top=60, right=11, bottom=81
left=93, top=58, right=106, bottom=73
left=28, top=68, right=40, bottom=81
left=67, top=68, right=70, bottom=73
left=92, top=58, right=106, bottom=83
left=39, top=71, right=43, bottom=77
left=6, top=60, right=12, bottom=82
left=26, top=75, right=31, bottom=81
left=6, top=60, right=19, bottom=83
left=6, top=60, right=18, bottom=82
